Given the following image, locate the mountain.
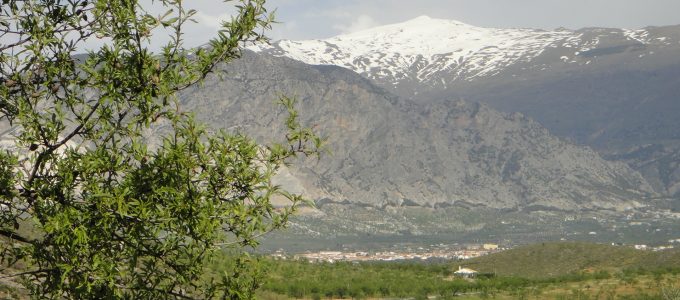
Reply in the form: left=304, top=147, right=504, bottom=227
left=251, top=15, right=578, bottom=93
left=249, top=16, right=680, bottom=198
left=250, top=16, right=676, bottom=97
left=179, top=51, right=654, bottom=211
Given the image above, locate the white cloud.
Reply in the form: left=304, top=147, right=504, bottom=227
left=333, top=14, right=380, bottom=34
left=194, top=11, right=234, bottom=29
left=264, top=0, right=680, bottom=40
left=269, top=20, right=300, bottom=40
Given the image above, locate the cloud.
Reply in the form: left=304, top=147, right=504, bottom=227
left=333, top=14, right=380, bottom=34
left=269, top=20, right=300, bottom=40
left=264, top=0, right=680, bottom=40
left=193, top=11, right=234, bottom=29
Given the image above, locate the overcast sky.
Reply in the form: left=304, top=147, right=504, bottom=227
left=77, top=0, right=680, bottom=51
left=4, top=1, right=680, bottom=52
left=260, top=0, right=680, bottom=40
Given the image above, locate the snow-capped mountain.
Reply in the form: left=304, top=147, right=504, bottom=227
left=250, top=16, right=676, bottom=96
left=249, top=17, right=680, bottom=199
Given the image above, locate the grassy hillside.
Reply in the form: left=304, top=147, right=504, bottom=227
left=254, top=242, right=680, bottom=299
left=458, top=242, right=680, bottom=278
left=4, top=241, right=680, bottom=299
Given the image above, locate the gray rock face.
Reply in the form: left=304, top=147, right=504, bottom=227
left=437, top=26, right=680, bottom=198
left=180, top=51, right=654, bottom=211
left=250, top=18, right=680, bottom=198
left=604, top=144, right=680, bottom=196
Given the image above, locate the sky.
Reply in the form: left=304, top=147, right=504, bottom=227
left=167, top=0, right=680, bottom=48
left=261, top=0, right=680, bottom=40
left=5, top=1, right=680, bottom=52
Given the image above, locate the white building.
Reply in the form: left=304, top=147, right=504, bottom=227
left=453, top=266, right=478, bottom=278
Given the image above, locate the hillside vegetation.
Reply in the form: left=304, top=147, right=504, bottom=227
left=5, top=242, right=680, bottom=299
left=459, top=242, right=680, bottom=278
left=249, top=242, right=680, bottom=299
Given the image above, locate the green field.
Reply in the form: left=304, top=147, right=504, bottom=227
left=3, top=242, right=680, bottom=299
left=462, top=242, right=680, bottom=278
left=249, top=242, right=680, bottom=299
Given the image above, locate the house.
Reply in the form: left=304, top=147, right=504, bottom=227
left=483, top=243, right=498, bottom=250
left=453, top=266, right=478, bottom=278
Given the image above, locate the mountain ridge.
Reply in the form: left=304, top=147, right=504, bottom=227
left=250, top=16, right=575, bottom=89
left=249, top=16, right=678, bottom=97
left=249, top=17, right=680, bottom=199
left=178, top=51, right=655, bottom=211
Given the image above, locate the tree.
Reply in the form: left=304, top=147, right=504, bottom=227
left=0, top=0, right=321, bottom=298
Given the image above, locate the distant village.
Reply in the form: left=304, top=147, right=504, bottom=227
left=271, top=243, right=504, bottom=263
left=270, top=238, right=680, bottom=263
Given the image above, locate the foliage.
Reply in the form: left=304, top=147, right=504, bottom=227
left=254, top=257, right=680, bottom=299
left=0, top=0, right=320, bottom=298
left=461, top=242, right=680, bottom=279
left=662, top=284, right=680, bottom=300
left=254, top=259, right=512, bottom=299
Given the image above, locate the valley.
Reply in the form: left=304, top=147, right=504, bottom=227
left=3, top=1, right=680, bottom=299
left=246, top=242, right=680, bottom=299
left=258, top=204, right=680, bottom=254
left=175, top=26, right=680, bottom=251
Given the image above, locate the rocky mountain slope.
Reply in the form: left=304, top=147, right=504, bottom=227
left=249, top=16, right=680, bottom=198
left=179, top=51, right=654, bottom=211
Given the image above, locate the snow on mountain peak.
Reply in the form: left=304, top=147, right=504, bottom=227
left=393, top=15, right=469, bottom=27
left=324, top=15, right=487, bottom=56
left=248, top=17, right=656, bottom=89
left=409, top=15, right=433, bottom=22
